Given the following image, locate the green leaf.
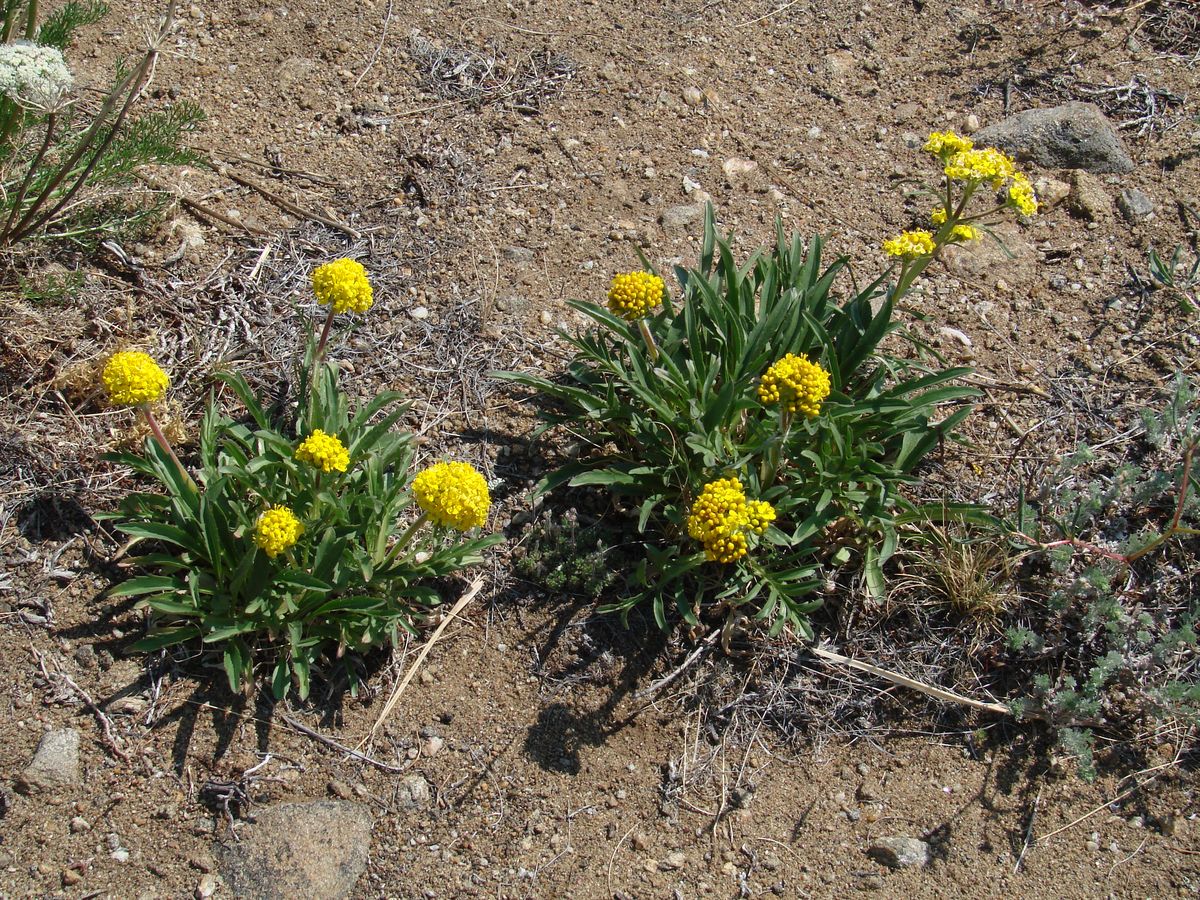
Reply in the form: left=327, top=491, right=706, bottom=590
left=107, top=574, right=182, bottom=598
left=130, top=625, right=201, bottom=652
left=271, top=657, right=291, bottom=699
left=222, top=641, right=249, bottom=693
left=568, top=469, right=640, bottom=488
left=116, top=522, right=206, bottom=557
left=276, top=571, right=333, bottom=593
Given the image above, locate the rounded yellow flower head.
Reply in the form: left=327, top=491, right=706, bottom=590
left=686, top=477, right=775, bottom=563
left=312, top=258, right=373, bottom=314
left=943, top=147, right=1016, bottom=190
left=931, top=206, right=949, bottom=226
left=882, top=230, right=936, bottom=260
left=607, top=271, right=664, bottom=321
left=1008, top=173, right=1038, bottom=216
left=295, top=429, right=350, bottom=473
left=924, top=130, right=973, bottom=161
left=412, top=461, right=490, bottom=531
left=757, top=352, right=832, bottom=419
left=950, top=223, right=980, bottom=242
left=101, top=351, right=170, bottom=406
left=255, top=505, right=304, bottom=558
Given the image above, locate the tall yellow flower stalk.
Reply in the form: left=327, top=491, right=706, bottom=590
left=101, top=350, right=190, bottom=482
left=607, top=270, right=665, bottom=361
left=311, top=258, right=374, bottom=360
left=882, top=130, right=1040, bottom=299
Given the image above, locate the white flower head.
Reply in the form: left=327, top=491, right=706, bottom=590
left=0, top=41, right=73, bottom=110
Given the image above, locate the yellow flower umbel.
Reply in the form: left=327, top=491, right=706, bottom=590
left=311, top=258, right=374, bottom=361
left=686, top=477, right=775, bottom=563
left=102, top=351, right=169, bottom=406
left=758, top=352, right=832, bottom=419
left=882, top=230, right=936, bottom=260
left=607, top=271, right=664, bottom=321
left=923, top=130, right=973, bottom=162
left=607, top=270, right=666, bottom=362
left=295, top=429, right=350, bottom=473
left=255, top=505, right=304, bottom=559
left=100, top=350, right=191, bottom=483
left=313, top=258, right=374, bottom=314
left=1008, top=173, right=1038, bottom=216
left=412, top=461, right=491, bottom=531
left=943, top=147, right=1016, bottom=190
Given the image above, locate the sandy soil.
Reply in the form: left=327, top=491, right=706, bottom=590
left=2, top=0, right=1199, bottom=896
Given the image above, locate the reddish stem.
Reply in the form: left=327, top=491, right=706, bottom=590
left=140, top=406, right=194, bottom=488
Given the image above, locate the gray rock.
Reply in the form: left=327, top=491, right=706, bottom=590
left=17, top=729, right=81, bottom=792
left=941, top=221, right=1037, bottom=287
left=495, top=295, right=529, bottom=313
left=660, top=204, right=704, bottom=229
left=396, top=774, right=431, bottom=810
left=1032, top=175, right=1070, bottom=208
left=867, top=836, right=929, bottom=869
left=502, top=246, right=535, bottom=265
left=219, top=800, right=372, bottom=900
left=1068, top=170, right=1112, bottom=221
left=974, top=102, right=1134, bottom=173
left=1118, top=187, right=1155, bottom=222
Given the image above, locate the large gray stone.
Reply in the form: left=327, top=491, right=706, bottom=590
left=868, top=836, right=930, bottom=869
left=219, top=800, right=373, bottom=900
left=974, top=102, right=1134, bottom=174
left=16, top=728, right=81, bottom=793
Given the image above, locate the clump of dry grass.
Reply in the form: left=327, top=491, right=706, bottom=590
left=1136, top=0, right=1200, bottom=63
left=408, top=31, right=576, bottom=113
left=890, top=524, right=1018, bottom=630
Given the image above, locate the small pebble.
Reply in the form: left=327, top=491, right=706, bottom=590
left=196, top=872, right=218, bottom=898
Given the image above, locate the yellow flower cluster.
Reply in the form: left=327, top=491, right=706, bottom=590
left=295, top=429, right=350, bottom=473
left=943, top=147, right=1016, bottom=190
left=757, top=352, right=832, bottom=419
left=882, top=230, right=936, bottom=260
left=102, top=351, right=170, bottom=406
left=1008, top=173, right=1038, bottom=216
left=925, top=131, right=1038, bottom=214
left=606, top=271, right=664, bottom=321
left=951, top=223, right=980, bottom=241
left=412, top=461, right=490, bottom=531
left=255, top=505, right=304, bottom=558
left=923, top=130, right=974, bottom=161
left=686, top=477, right=775, bottom=564
left=931, top=206, right=948, bottom=226
left=312, top=258, right=374, bottom=314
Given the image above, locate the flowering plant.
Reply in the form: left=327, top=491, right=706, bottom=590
left=100, top=262, right=500, bottom=699
left=0, top=2, right=202, bottom=247
left=498, top=199, right=990, bottom=635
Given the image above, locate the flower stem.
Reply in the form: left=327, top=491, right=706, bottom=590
left=314, top=304, right=336, bottom=363
left=382, top=512, right=429, bottom=568
left=764, top=409, right=793, bottom=488
left=637, top=319, right=660, bottom=363
left=140, top=405, right=194, bottom=488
